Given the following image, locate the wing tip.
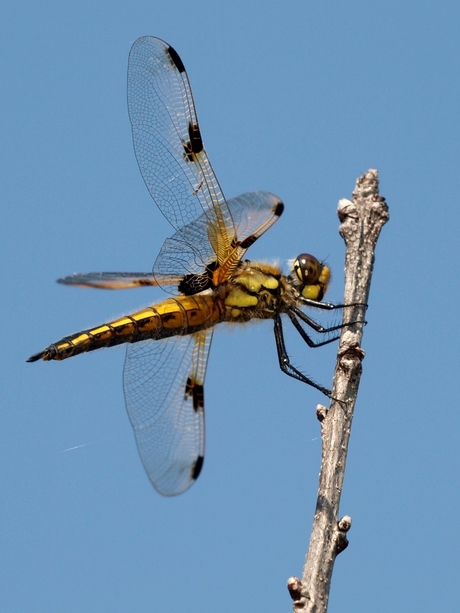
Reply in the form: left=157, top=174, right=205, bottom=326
left=165, top=44, right=186, bottom=74
left=191, top=455, right=204, bottom=481
left=274, top=199, right=284, bottom=217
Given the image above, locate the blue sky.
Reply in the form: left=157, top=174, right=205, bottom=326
left=2, top=2, right=459, bottom=611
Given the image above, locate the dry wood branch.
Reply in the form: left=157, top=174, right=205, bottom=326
left=288, top=169, right=389, bottom=613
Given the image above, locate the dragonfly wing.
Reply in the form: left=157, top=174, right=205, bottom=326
left=123, top=329, right=212, bottom=496
left=129, top=38, right=285, bottom=287
left=128, top=36, right=234, bottom=258
left=225, top=191, right=284, bottom=250
left=153, top=207, right=215, bottom=291
left=153, top=191, right=284, bottom=292
left=57, top=271, right=183, bottom=290
left=213, top=190, right=285, bottom=285
left=56, top=191, right=284, bottom=294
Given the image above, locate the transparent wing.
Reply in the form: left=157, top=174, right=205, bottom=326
left=154, top=191, right=284, bottom=292
left=123, top=329, right=212, bottom=496
left=56, top=191, right=284, bottom=294
left=57, top=272, right=182, bottom=290
left=128, top=36, right=235, bottom=264
left=222, top=191, right=284, bottom=250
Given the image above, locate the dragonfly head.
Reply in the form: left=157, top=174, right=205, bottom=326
left=292, top=254, right=331, bottom=302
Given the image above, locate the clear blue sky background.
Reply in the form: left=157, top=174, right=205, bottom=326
left=2, top=2, right=459, bottom=612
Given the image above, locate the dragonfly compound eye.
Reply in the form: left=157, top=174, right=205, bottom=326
left=293, top=254, right=322, bottom=286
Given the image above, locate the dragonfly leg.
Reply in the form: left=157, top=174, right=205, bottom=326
left=273, top=314, right=331, bottom=397
left=285, top=309, right=341, bottom=348
left=298, top=297, right=367, bottom=311
left=289, top=306, right=364, bottom=338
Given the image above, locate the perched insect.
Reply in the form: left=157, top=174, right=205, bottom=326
left=29, top=37, right=359, bottom=496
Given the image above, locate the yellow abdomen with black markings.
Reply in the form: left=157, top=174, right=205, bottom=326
left=27, top=295, right=225, bottom=362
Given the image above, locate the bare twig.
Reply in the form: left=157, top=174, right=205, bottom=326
left=287, top=170, right=389, bottom=612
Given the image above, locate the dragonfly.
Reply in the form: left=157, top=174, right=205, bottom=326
left=28, top=36, right=360, bottom=496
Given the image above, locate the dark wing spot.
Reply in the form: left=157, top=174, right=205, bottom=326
left=188, top=123, right=203, bottom=154
left=178, top=262, right=218, bottom=295
left=185, top=376, right=204, bottom=411
left=193, top=383, right=204, bottom=411
left=238, top=234, right=258, bottom=250
left=179, top=273, right=207, bottom=295
left=230, top=234, right=257, bottom=249
left=165, top=45, right=186, bottom=73
left=274, top=200, right=284, bottom=217
left=191, top=455, right=204, bottom=480
left=183, top=123, right=203, bottom=162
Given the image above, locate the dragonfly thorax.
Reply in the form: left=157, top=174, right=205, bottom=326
left=222, top=261, right=282, bottom=322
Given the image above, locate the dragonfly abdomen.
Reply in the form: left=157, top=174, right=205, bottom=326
left=27, top=295, right=224, bottom=362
